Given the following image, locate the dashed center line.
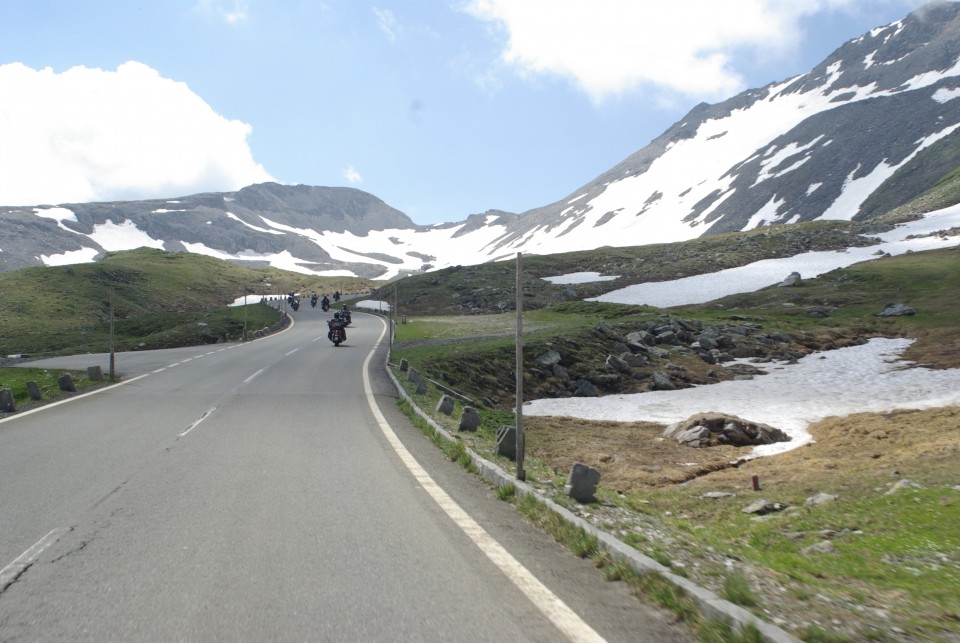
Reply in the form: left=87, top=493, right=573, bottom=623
left=1, top=528, right=71, bottom=593
left=179, top=407, right=217, bottom=438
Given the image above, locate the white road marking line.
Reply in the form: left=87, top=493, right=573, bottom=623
left=244, top=369, right=264, bottom=384
left=0, top=528, right=71, bottom=592
left=167, top=363, right=180, bottom=368
left=179, top=408, right=217, bottom=438
left=181, top=358, right=193, bottom=363
left=361, top=320, right=605, bottom=643
left=152, top=368, right=166, bottom=374
left=284, top=348, right=299, bottom=356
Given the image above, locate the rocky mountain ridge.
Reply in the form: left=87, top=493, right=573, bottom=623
left=2, top=2, right=960, bottom=279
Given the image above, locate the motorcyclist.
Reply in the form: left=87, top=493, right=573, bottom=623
left=321, top=294, right=330, bottom=311
left=328, top=312, right=347, bottom=342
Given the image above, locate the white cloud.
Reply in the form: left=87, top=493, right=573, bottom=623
left=0, top=61, right=273, bottom=206
left=374, top=7, right=401, bottom=42
left=192, top=0, right=251, bottom=25
left=343, top=165, right=363, bottom=183
left=462, top=0, right=929, bottom=102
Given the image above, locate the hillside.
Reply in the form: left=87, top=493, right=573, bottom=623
left=0, top=248, right=375, bottom=357
left=385, top=185, right=960, bottom=642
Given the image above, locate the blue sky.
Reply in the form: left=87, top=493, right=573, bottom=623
left=0, top=0, right=935, bottom=224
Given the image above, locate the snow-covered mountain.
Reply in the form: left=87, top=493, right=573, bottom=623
left=3, top=1, right=960, bottom=280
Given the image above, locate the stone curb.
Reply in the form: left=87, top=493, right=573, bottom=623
left=385, top=363, right=800, bottom=643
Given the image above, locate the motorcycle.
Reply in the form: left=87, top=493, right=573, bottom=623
left=329, top=325, right=344, bottom=346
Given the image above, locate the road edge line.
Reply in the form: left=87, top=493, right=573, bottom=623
left=362, top=317, right=606, bottom=643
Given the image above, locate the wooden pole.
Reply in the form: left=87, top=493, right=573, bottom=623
left=515, top=252, right=525, bottom=482
left=109, top=288, right=116, bottom=382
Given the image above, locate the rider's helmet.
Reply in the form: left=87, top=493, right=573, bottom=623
left=333, top=312, right=340, bottom=319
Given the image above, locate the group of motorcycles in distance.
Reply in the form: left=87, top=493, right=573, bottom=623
left=284, top=291, right=352, bottom=347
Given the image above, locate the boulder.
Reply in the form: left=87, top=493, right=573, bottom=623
left=876, top=303, right=916, bottom=317
left=626, top=330, right=655, bottom=347
left=605, top=354, right=631, bottom=374
left=551, top=363, right=571, bottom=383
left=535, top=350, right=562, bottom=367
left=778, top=271, right=802, bottom=287
left=663, top=412, right=790, bottom=447
left=574, top=379, right=599, bottom=397
left=621, top=353, right=648, bottom=368
left=87, top=365, right=104, bottom=381
left=651, top=372, right=676, bottom=391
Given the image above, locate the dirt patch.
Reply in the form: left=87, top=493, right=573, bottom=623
left=525, top=406, right=960, bottom=495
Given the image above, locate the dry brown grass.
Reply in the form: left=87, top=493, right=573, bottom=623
left=525, top=406, right=960, bottom=496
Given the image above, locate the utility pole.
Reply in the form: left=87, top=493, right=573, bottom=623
left=515, top=252, right=525, bottom=482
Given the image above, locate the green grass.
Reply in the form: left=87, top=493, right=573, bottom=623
left=387, top=241, right=960, bottom=641
left=722, top=572, right=758, bottom=608
left=0, top=366, right=106, bottom=407
left=0, top=248, right=375, bottom=357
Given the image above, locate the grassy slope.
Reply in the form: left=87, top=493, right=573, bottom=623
left=0, top=248, right=375, bottom=356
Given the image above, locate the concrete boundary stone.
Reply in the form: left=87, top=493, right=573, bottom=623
left=384, top=361, right=799, bottom=643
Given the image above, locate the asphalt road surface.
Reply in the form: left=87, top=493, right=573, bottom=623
left=0, top=308, right=693, bottom=642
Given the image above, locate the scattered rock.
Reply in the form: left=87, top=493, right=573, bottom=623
left=605, top=354, right=631, bottom=374
left=805, top=492, right=838, bottom=506
left=742, top=499, right=787, bottom=515
left=876, top=303, right=916, bottom=317
left=885, top=479, right=922, bottom=495
left=778, top=271, right=802, bottom=287
left=573, top=379, right=599, bottom=397
left=702, top=491, right=735, bottom=500
left=651, top=371, right=676, bottom=391
left=536, top=350, right=562, bottom=367
left=801, top=540, right=835, bottom=555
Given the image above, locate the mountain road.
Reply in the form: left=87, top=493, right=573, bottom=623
left=0, top=309, right=692, bottom=641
